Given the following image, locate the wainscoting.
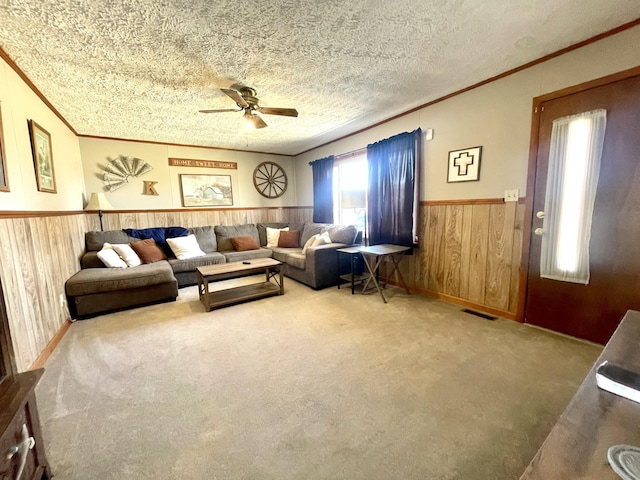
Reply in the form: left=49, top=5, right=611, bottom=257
left=404, top=200, right=525, bottom=319
left=0, top=213, right=88, bottom=372
left=95, top=207, right=314, bottom=231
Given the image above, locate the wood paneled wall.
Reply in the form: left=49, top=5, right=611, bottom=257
left=95, top=207, right=313, bottom=231
left=0, top=203, right=521, bottom=370
left=0, top=214, right=88, bottom=371
left=406, top=200, right=525, bottom=319
left=0, top=207, right=313, bottom=371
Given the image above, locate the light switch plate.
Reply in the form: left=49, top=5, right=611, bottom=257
left=504, top=189, right=519, bottom=202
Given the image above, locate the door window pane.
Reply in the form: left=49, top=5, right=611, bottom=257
left=540, top=109, right=607, bottom=284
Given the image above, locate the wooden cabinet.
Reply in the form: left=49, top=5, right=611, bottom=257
left=0, top=369, right=51, bottom=480
left=520, top=310, right=640, bottom=479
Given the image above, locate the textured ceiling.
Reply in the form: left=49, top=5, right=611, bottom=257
left=0, top=1, right=639, bottom=155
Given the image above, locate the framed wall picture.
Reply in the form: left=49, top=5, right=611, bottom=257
left=0, top=105, right=8, bottom=192
left=179, top=174, right=233, bottom=207
left=29, top=120, right=57, bottom=193
left=447, top=146, right=482, bottom=183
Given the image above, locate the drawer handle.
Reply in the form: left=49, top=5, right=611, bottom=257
left=6, top=424, right=35, bottom=480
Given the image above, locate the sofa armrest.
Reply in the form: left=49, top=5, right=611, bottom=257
left=304, top=243, right=346, bottom=287
left=81, top=251, right=105, bottom=269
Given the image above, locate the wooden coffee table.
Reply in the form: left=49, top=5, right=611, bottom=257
left=197, top=258, right=284, bottom=311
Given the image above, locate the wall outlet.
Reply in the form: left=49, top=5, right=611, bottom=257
left=504, top=189, right=519, bottom=202
left=59, top=293, right=66, bottom=308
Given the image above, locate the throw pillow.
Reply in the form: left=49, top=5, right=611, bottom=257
left=319, top=231, right=332, bottom=244
left=97, top=247, right=127, bottom=268
left=302, top=234, right=318, bottom=255
left=124, top=227, right=189, bottom=256
left=266, top=226, right=289, bottom=247
left=166, top=234, right=206, bottom=260
left=130, top=238, right=167, bottom=264
left=277, top=230, right=300, bottom=248
left=109, top=243, right=142, bottom=267
left=231, top=236, right=260, bottom=251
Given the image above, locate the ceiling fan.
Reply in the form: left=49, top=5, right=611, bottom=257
left=199, top=85, right=298, bottom=129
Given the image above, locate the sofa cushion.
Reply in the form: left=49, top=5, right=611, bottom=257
left=222, top=248, right=273, bottom=263
left=215, top=224, right=259, bottom=252
left=166, top=234, right=206, bottom=259
left=266, top=226, right=288, bottom=247
left=328, top=225, right=358, bottom=245
left=286, top=253, right=306, bottom=270
left=231, top=236, right=260, bottom=251
left=257, top=222, right=305, bottom=246
left=270, top=246, right=303, bottom=262
left=124, top=227, right=189, bottom=256
left=302, top=233, right=330, bottom=254
left=97, top=247, right=127, bottom=268
left=130, top=238, right=167, bottom=264
left=300, top=223, right=332, bottom=248
left=86, top=230, right=134, bottom=252
left=168, top=252, right=226, bottom=273
left=278, top=230, right=300, bottom=248
left=258, top=222, right=287, bottom=246
left=109, top=243, right=142, bottom=267
left=188, top=226, right=217, bottom=253
left=81, top=251, right=106, bottom=269
left=65, top=262, right=175, bottom=296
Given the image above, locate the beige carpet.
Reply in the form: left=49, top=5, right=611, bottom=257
left=36, top=278, right=601, bottom=479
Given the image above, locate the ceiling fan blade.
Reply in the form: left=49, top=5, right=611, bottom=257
left=221, top=88, right=249, bottom=108
left=199, top=108, right=242, bottom=113
left=258, top=107, right=298, bottom=117
left=253, top=114, right=268, bottom=129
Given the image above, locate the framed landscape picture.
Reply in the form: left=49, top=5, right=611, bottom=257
left=179, top=174, right=233, bottom=207
left=29, top=120, right=56, bottom=193
left=0, top=105, right=8, bottom=192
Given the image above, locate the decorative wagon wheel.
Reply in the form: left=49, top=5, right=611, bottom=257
left=253, top=161, right=287, bottom=198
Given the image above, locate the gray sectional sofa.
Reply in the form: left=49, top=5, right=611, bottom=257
left=65, top=222, right=358, bottom=318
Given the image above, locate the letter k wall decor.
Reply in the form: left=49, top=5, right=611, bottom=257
left=447, top=146, right=482, bottom=182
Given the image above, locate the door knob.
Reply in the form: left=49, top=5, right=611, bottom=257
left=534, top=228, right=543, bottom=236
left=536, top=211, right=545, bottom=219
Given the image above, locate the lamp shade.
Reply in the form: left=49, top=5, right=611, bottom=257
left=85, top=192, right=114, bottom=211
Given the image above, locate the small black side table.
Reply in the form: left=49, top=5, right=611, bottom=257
left=337, top=247, right=367, bottom=294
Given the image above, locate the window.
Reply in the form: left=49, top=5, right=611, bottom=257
left=540, top=109, right=607, bottom=284
left=333, top=152, right=367, bottom=235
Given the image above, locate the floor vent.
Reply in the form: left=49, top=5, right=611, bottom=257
left=461, top=308, right=497, bottom=321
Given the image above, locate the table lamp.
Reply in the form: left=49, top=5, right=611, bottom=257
left=84, top=192, right=114, bottom=231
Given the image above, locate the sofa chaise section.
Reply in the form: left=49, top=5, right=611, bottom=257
left=65, top=261, right=178, bottom=318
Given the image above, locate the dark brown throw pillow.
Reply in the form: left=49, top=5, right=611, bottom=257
left=277, top=230, right=300, bottom=248
left=231, top=236, right=260, bottom=252
left=130, top=238, right=167, bottom=264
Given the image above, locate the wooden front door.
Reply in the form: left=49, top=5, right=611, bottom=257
left=524, top=72, right=640, bottom=344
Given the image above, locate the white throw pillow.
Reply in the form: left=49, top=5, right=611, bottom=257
left=318, top=231, right=332, bottom=245
left=302, top=233, right=330, bottom=255
left=266, top=227, right=289, bottom=247
left=166, top=234, right=206, bottom=260
left=108, top=242, right=142, bottom=267
left=302, top=234, right=318, bottom=255
left=97, top=247, right=127, bottom=268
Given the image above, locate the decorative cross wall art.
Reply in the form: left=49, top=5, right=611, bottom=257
left=447, top=146, right=482, bottom=183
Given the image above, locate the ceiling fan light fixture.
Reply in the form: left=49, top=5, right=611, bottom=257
left=243, top=110, right=256, bottom=129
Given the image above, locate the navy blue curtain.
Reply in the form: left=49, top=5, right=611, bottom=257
left=310, top=155, right=335, bottom=223
left=367, top=129, right=421, bottom=246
